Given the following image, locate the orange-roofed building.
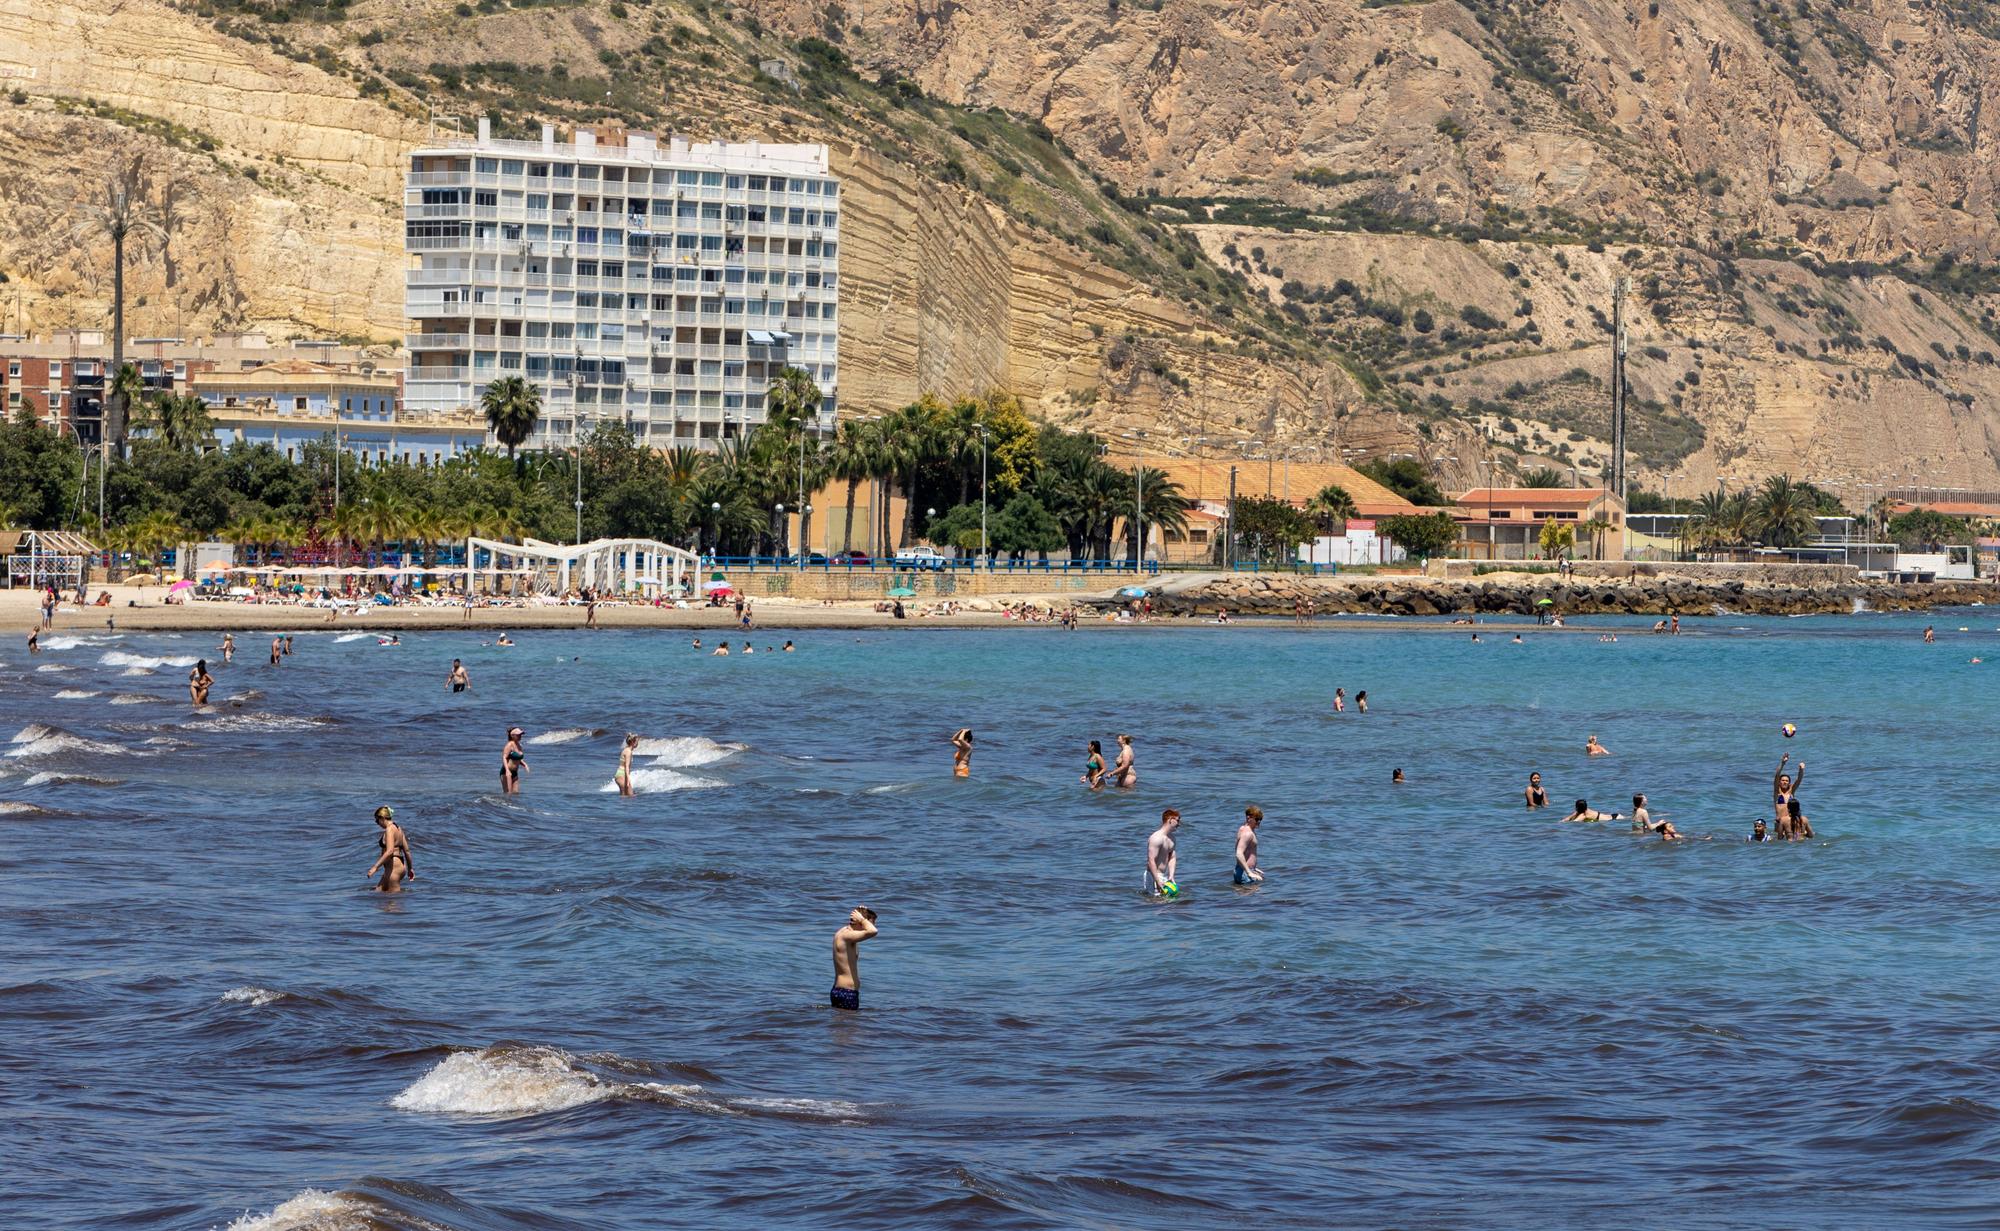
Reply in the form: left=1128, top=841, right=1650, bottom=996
left=1452, top=487, right=1627, bottom=560
left=1114, top=457, right=1422, bottom=563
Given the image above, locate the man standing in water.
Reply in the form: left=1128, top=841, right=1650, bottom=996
left=270, top=636, right=282, bottom=666
left=830, top=905, right=878, bottom=1011
left=1147, top=809, right=1182, bottom=897
left=447, top=659, right=470, bottom=693
left=1233, top=806, right=1264, bottom=885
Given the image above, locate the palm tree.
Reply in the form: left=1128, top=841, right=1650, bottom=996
left=135, top=392, right=215, bottom=454
left=828, top=418, right=877, bottom=555
left=875, top=404, right=925, bottom=549
left=80, top=153, right=167, bottom=456
left=765, top=365, right=822, bottom=434
left=1521, top=467, right=1565, bottom=488
left=1118, top=466, right=1193, bottom=562
left=129, top=509, right=190, bottom=574
left=1305, top=483, right=1357, bottom=533
left=481, top=376, right=541, bottom=464
left=109, top=363, right=146, bottom=449
left=1752, top=475, right=1817, bottom=548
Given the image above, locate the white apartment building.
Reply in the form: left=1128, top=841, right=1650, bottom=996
left=404, top=119, right=840, bottom=448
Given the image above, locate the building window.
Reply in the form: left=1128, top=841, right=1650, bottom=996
left=295, top=397, right=308, bottom=411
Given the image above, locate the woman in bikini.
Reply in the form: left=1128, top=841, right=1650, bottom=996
left=1525, top=772, right=1549, bottom=810
left=614, top=734, right=640, bottom=796
left=501, top=727, right=528, bottom=794
left=951, top=729, right=973, bottom=778
left=367, top=806, right=413, bottom=892
left=1332, top=688, right=1345, bottom=713
left=1082, top=740, right=1106, bottom=790
left=1773, top=754, right=1804, bottom=832
left=1110, top=734, right=1137, bottom=788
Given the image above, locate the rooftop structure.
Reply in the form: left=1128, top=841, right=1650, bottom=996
left=194, top=361, right=485, bottom=467
left=404, top=118, right=840, bottom=451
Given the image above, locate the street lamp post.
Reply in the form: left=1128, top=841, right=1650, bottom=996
left=978, top=425, right=989, bottom=571
left=709, top=501, right=721, bottom=559
left=574, top=442, right=584, bottom=546
left=775, top=503, right=786, bottom=562
left=1135, top=462, right=1145, bottom=574
left=796, top=418, right=808, bottom=570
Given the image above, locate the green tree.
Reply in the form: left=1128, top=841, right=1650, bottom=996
left=1229, top=495, right=1314, bottom=564
left=0, top=406, right=86, bottom=528
left=1521, top=467, right=1565, bottom=488
left=1378, top=511, right=1460, bottom=560
left=1751, top=475, right=1817, bottom=548
left=481, top=376, right=541, bottom=463
left=1886, top=508, right=1973, bottom=550
left=990, top=492, right=1064, bottom=559
left=1538, top=517, right=1575, bottom=559
left=133, top=392, right=216, bottom=454
left=1358, top=457, right=1446, bottom=506
left=1305, top=483, right=1357, bottom=532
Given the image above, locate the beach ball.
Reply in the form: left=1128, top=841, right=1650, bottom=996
left=1781, top=723, right=1797, bottom=739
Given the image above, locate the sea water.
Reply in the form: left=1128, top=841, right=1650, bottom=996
left=2, top=614, right=1996, bottom=1229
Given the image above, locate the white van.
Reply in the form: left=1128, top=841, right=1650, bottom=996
left=893, top=546, right=947, bottom=571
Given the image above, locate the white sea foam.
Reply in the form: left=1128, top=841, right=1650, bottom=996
left=220, top=1188, right=362, bottom=1231
left=110, top=694, right=160, bottom=706
left=6, top=724, right=127, bottom=759
left=101, top=650, right=200, bottom=669
left=0, top=801, right=47, bottom=815
left=38, top=636, right=92, bottom=650
left=599, top=768, right=724, bottom=794
left=187, top=713, right=333, bottom=733
left=526, top=727, right=593, bottom=745
left=221, top=986, right=288, bottom=1007
left=634, top=735, right=743, bottom=767
left=54, top=689, right=99, bottom=699
left=391, top=1047, right=613, bottom=1117
left=35, top=663, right=76, bottom=673
left=23, top=771, right=121, bottom=787
left=120, top=666, right=155, bottom=677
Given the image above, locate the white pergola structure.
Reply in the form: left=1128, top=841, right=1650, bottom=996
left=464, top=536, right=697, bottom=596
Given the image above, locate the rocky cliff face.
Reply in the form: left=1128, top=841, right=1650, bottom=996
left=6, top=0, right=1999, bottom=494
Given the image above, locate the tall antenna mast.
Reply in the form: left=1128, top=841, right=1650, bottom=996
left=1610, top=277, right=1628, bottom=500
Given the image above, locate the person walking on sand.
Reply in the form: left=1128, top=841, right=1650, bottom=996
left=830, top=905, right=878, bottom=1011
left=1233, top=805, right=1264, bottom=885
left=366, top=805, right=413, bottom=892
left=951, top=728, right=973, bottom=778
left=616, top=733, right=639, bottom=796
left=501, top=726, right=528, bottom=794
left=1110, top=734, right=1137, bottom=788
left=1147, top=809, right=1182, bottom=897
left=447, top=659, right=469, bottom=693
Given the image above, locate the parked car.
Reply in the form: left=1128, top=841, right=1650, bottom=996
left=894, top=546, right=947, bottom=571
left=839, top=549, right=871, bottom=566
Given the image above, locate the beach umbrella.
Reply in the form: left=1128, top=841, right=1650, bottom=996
left=710, top=571, right=727, bottom=582
left=1118, top=585, right=1149, bottom=598
left=168, top=579, right=195, bottom=593
left=886, top=586, right=918, bottom=598
left=1535, top=598, right=1555, bottom=606
left=125, top=573, right=159, bottom=586
left=703, top=580, right=734, bottom=593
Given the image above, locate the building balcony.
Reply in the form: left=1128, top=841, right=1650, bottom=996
left=407, top=333, right=472, bottom=350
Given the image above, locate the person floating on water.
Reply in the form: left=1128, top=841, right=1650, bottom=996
left=1110, top=734, right=1137, bottom=788
left=951, top=728, right=973, bottom=778
left=1082, top=740, right=1106, bottom=790
left=830, top=905, right=878, bottom=1011
left=447, top=659, right=469, bottom=693
left=1146, top=809, right=1181, bottom=897
left=367, top=805, right=413, bottom=892
left=501, top=727, right=528, bottom=794
left=1585, top=735, right=1612, bottom=757
left=1658, top=821, right=1688, bottom=842
left=616, top=733, right=639, bottom=796
left=496, top=633, right=514, bottom=647
left=1629, top=793, right=1665, bottom=834
left=1562, top=799, right=1623, bottom=823
left=1525, top=772, right=1548, bottom=809
left=1233, top=806, right=1264, bottom=885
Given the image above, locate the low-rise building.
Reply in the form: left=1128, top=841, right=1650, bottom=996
left=194, top=361, right=486, bottom=466
left=1452, top=487, right=1627, bottom=560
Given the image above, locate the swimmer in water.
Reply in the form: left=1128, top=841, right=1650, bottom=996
left=692, top=638, right=702, bottom=650
left=188, top=659, right=214, bottom=706
left=1773, top=753, right=1804, bottom=828
left=783, top=641, right=795, bottom=652
left=1658, top=821, right=1687, bottom=842
left=712, top=643, right=729, bottom=656
left=496, top=633, right=514, bottom=647
left=1748, top=817, right=1773, bottom=843
left=742, top=642, right=754, bottom=654
left=616, top=733, right=638, bottom=796
left=1355, top=690, right=1368, bottom=714
left=1512, top=634, right=1523, bottom=644
left=1146, top=809, right=1181, bottom=896
left=1585, top=734, right=1611, bottom=756
left=366, top=805, right=413, bottom=892
left=501, top=726, right=527, bottom=794
left=1110, top=734, right=1137, bottom=788
left=1082, top=739, right=1106, bottom=790
left=951, top=728, right=973, bottom=778
left=1629, top=792, right=1664, bottom=833
left=1785, top=797, right=1814, bottom=840
left=830, top=904, right=878, bottom=1011
left=27, top=627, right=39, bottom=654
left=1924, top=625, right=1935, bottom=644
left=1525, top=772, right=1548, bottom=809
left=1562, top=799, right=1623, bottom=823
left=1392, top=768, right=1405, bottom=784
left=221, top=633, right=235, bottom=663
left=447, top=659, right=469, bottom=693
left=1332, top=688, right=1345, bottom=712
left=1233, top=805, right=1264, bottom=885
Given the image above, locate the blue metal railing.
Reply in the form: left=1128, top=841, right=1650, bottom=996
left=696, top=556, right=1161, bottom=575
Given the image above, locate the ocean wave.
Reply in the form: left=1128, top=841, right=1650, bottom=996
left=110, top=694, right=162, bottom=706
left=333, top=633, right=372, bottom=643
left=598, top=768, right=724, bottom=794
left=53, top=689, right=99, bottom=699
left=186, top=712, right=337, bottom=733
left=34, top=663, right=77, bottom=673
left=220, top=1188, right=365, bottom=1231
left=392, top=1045, right=866, bottom=1124
left=23, top=771, right=122, bottom=787
left=6, top=724, right=128, bottom=759
left=37, top=635, right=97, bottom=650
left=221, top=986, right=289, bottom=1007
left=0, top=801, right=47, bottom=815
left=101, top=650, right=200, bottom=669
left=634, top=735, right=743, bottom=766
left=526, top=727, right=601, bottom=745
left=120, top=666, right=155, bottom=677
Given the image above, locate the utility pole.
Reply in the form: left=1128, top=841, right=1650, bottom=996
left=1135, top=463, right=1144, bottom=574
left=1226, top=465, right=1238, bottom=570
left=1610, top=277, right=1629, bottom=503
